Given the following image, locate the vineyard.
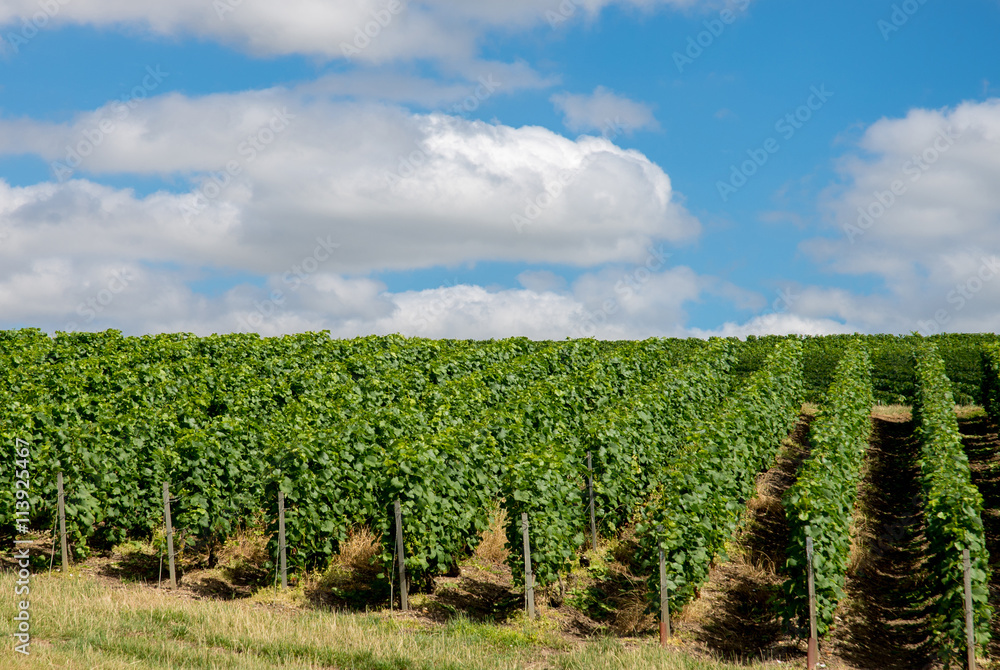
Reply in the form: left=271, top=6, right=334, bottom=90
left=4, top=329, right=1000, bottom=667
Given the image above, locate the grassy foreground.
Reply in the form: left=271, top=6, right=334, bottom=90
left=0, top=572, right=783, bottom=670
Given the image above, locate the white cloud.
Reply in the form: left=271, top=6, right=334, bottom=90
left=0, top=246, right=744, bottom=339
left=798, top=97, right=1000, bottom=334
left=692, top=313, right=857, bottom=339
left=0, top=88, right=698, bottom=278
left=551, top=86, right=660, bottom=134
left=0, top=85, right=711, bottom=335
left=516, top=269, right=567, bottom=292
left=0, top=0, right=718, bottom=63
left=300, top=65, right=554, bottom=108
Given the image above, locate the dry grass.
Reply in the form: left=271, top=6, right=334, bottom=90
left=746, top=489, right=783, bottom=518
left=955, top=404, right=987, bottom=419
left=870, top=403, right=984, bottom=421
left=474, top=504, right=509, bottom=565
left=316, top=525, right=384, bottom=597
left=610, top=590, right=654, bottom=636
left=871, top=404, right=912, bottom=421
left=846, top=453, right=877, bottom=580
left=0, top=570, right=787, bottom=669
left=336, top=526, right=382, bottom=577
left=608, top=525, right=638, bottom=567
left=745, top=464, right=785, bottom=518
left=217, top=519, right=272, bottom=585
left=725, top=540, right=776, bottom=579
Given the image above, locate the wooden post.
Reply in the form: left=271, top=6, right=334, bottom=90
left=964, top=548, right=977, bottom=670
left=657, top=525, right=671, bottom=645
left=806, top=535, right=818, bottom=669
left=394, top=499, right=408, bottom=611
left=587, top=451, right=597, bottom=552
left=57, top=472, right=69, bottom=573
left=163, top=482, right=177, bottom=589
left=278, top=491, right=287, bottom=589
left=522, top=512, right=535, bottom=619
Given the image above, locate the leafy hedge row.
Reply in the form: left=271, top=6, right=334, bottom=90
left=497, top=340, right=714, bottom=587
left=914, top=341, right=992, bottom=660
left=637, top=338, right=804, bottom=608
left=271, top=338, right=607, bottom=576
left=982, top=342, right=1000, bottom=424
left=0, top=331, right=553, bottom=559
left=1, top=330, right=711, bottom=589
left=736, top=333, right=996, bottom=405
left=586, top=338, right=738, bottom=537
left=781, top=340, right=873, bottom=636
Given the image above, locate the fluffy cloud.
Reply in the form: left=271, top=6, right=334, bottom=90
left=0, top=0, right=712, bottom=62
left=0, top=85, right=712, bottom=336
left=693, top=313, right=857, bottom=339
left=551, top=86, right=660, bottom=134
left=0, top=88, right=698, bottom=278
left=800, top=98, right=1000, bottom=334
left=0, top=250, right=740, bottom=339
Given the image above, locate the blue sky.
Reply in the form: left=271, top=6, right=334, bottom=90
left=0, top=0, right=998, bottom=338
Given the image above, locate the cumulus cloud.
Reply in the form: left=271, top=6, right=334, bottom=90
left=693, top=313, right=857, bottom=339
left=0, top=84, right=712, bottom=336
left=0, top=247, right=746, bottom=339
left=551, top=86, right=660, bottom=134
left=800, top=97, right=1000, bottom=334
left=0, top=0, right=716, bottom=63
left=0, top=88, right=698, bottom=278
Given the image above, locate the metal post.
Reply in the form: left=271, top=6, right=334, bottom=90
left=658, top=525, right=671, bottom=645
left=964, top=548, right=977, bottom=670
left=522, top=512, right=535, bottom=619
left=57, top=472, right=69, bottom=573
left=163, top=482, right=177, bottom=589
left=806, top=535, right=818, bottom=669
left=278, top=491, right=287, bottom=589
left=587, top=451, right=597, bottom=551
left=394, top=499, right=408, bottom=611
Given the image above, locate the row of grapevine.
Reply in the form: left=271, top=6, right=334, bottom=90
left=914, top=342, right=992, bottom=660
left=0, top=331, right=552, bottom=557
left=636, top=338, right=804, bottom=608
left=271, top=338, right=605, bottom=574
left=1, top=330, right=711, bottom=588
left=274, top=338, right=658, bottom=577
left=982, top=342, right=1000, bottom=424
left=715, top=333, right=996, bottom=405
left=586, top=338, right=739, bottom=537
left=498, top=338, right=732, bottom=587
left=781, top=340, right=873, bottom=636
